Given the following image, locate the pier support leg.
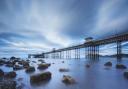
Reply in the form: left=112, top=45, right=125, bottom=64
left=117, top=41, right=122, bottom=61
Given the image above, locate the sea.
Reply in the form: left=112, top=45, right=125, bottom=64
left=0, top=57, right=128, bottom=89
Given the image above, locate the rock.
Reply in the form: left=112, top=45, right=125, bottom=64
left=32, top=61, right=36, bottom=63
left=0, top=80, right=16, bottom=89
left=62, top=75, right=76, bottom=84
left=116, top=64, right=127, bottom=69
left=0, top=63, right=4, bottom=66
left=13, top=65, right=23, bottom=70
left=26, top=59, right=30, bottom=62
left=6, top=64, right=14, bottom=67
left=4, top=71, right=16, bottom=78
left=16, top=82, right=25, bottom=89
left=0, top=69, right=4, bottom=77
left=25, top=66, right=35, bottom=73
left=18, top=60, right=29, bottom=68
left=38, top=59, right=45, bottom=63
left=30, top=71, right=51, bottom=83
left=17, top=78, right=23, bottom=81
left=62, top=61, right=64, bottom=63
left=38, top=63, right=51, bottom=70
left=0, top=60, right=5, bottom=65
left=22, top=62, right=29, bottom=68
left=104, top=62, right=112, bottom=66
left=124, top=71, right=128, bottom=79
left=59, top=68, right=69, bottom=72
left=85, top=64, right=90, bottom=68
left=10, top=56, right=16, bottom=60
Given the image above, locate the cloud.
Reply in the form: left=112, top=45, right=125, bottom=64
left=93, top=0, right=128, bottom=37
left=0, top=0, right=128, bottom=57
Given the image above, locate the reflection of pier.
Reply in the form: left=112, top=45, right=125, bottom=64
left=29, top=33, right=128, bottom=60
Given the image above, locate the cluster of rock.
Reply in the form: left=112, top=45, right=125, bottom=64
left=0, top=80, right=17, bottom=89
left=104, top=62, right=127, bottom=69
left=104, top=61, right=128, bottom=79
left=0, top=69, right=16, bottom=79
left=0, top=69, right=17, bottom=89
left=0, top=57, right=55, bottom=88
left=0, top=57, right=30, bottom=71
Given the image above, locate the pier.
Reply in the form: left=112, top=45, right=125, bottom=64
left=28, top=33, right=128, bottom=60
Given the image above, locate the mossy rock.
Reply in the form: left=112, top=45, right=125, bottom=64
left=25, top=66, right=35, bottom=73
left=116, top=64, right=127, bottom=69
left=38, top=63, right=51, bottom=70
left=30, top=72, right=51, bottom=83
left=62, top=75, right=76, bottom=84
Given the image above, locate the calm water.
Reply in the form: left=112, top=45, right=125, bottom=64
left=0, top=57, right=128, bottom=89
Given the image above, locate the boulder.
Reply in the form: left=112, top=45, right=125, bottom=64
left=59, top=68, right=69, bottom=72
left=62, top=75, right=76, bottom=84
left=38, top=63, right=51, bottom=70
left=104, top=62, right=112, bottom=66
left=0, top=80, right=16, bottom=89
left=124, top=71, right=128, bottom=79
left=0, top=69, right=4, bottom=77
left=30, top=71, right=51, bottom=83
left=116, top=64, right=127, bottom=69
left=4, top=71, right=16, bottom=78
left=25, top=66, right=35, bottom=73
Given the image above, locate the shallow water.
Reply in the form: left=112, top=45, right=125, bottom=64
left=0, top=57, right=128, bottom=89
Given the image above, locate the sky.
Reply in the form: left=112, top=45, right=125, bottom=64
left=0, top=0, right=128, bottom=58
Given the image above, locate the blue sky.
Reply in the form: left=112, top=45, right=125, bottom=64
left=0, top=0, right=128, bottom=58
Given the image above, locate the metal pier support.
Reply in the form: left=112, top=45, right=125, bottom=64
left=117, top=41, right=122, bottom=61
left=86, top=45, right=99, bottom=60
